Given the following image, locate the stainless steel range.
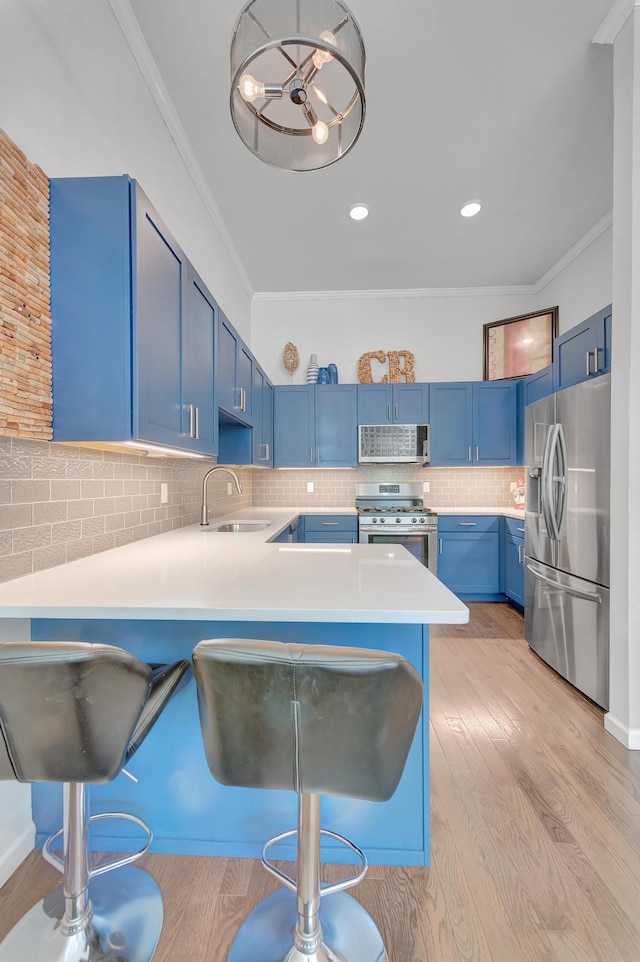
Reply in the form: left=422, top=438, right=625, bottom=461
left=356, top=482, right=438, bottom=575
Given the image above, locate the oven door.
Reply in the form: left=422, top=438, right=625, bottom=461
left=359, top=530, right=438, bottom=576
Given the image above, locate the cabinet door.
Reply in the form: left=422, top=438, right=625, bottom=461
left=429, top=383, right=472, bottom=466
left=237, top=342, right=253, bottom=421
left=554, top=306, right=612, bottom=391
left=437, top=531, right=500, bottom=596
left=393, top=384, right=430, bottom=423
left=132, top=183, right=185, bottom=447
left=217, top=315, right=240, bottom=416
left=472, top=382, right=517, bottom=465
left=183, top=267, right=217, bottom=456
left=252, top=365, right=273, bottom=465
left=504, top=534, right=525, bottom=606
left=273, top=386, right=315, bottom=467
left=523, top=364, right=555, bottom=406
left=357, top=384, right=393, bottom=424
left=315, top=385, right=358, bottom=467
left=263, top=381, right=274, bottom=466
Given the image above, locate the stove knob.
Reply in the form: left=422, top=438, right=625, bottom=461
left=372, top=517, right=377, bottom=524
left=395, top=517, right=401, bottom=524
left=411, top=517, right=417, bottom=523
left=419, top=517, right=425, bottom=523
left=380, top=517, right=385, bottom=523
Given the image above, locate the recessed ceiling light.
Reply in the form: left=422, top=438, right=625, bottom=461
left=460, top=200, right=482, bottom=218
left=350, top=203, right=369, bottom=221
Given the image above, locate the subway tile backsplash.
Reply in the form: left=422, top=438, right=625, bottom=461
left=0, top=437, right=252, bottom=583
left=0, top=436, right=524, bottom=583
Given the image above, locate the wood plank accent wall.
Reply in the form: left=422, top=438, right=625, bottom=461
left=0, top=130, right=52, bottom=439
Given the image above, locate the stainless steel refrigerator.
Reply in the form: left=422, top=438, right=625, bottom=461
left=524, top=373, right=610, bottom=709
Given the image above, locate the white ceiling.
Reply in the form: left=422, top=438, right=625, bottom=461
left=125, top=0, right=614, bottom=296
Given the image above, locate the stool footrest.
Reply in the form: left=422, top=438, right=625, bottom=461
left=43, top=811, right=153, bottom=877
left=261, top=828, right=368, bottom=897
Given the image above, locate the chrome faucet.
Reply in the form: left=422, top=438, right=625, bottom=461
left=200, top=466, right=243, bottom=526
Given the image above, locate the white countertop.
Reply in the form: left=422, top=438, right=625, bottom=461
left=433, top=506, right=525, bottom=519
left=0, top=507, right=468, bottom=625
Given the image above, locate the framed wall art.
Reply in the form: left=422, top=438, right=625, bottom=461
left=483, top=307, right=559, bottom=381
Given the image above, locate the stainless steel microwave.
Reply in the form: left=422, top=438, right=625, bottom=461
left=358, top=424, right=430, bottom=464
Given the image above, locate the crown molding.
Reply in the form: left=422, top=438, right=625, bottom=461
left=108, top=0, right=253, bottom=299
left=593, top=0, right=636, bottom=44
left=253, top=211, right=613, bottom=302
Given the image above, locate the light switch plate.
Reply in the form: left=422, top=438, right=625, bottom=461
left=227, top=482, right=233, bottom=495
left=160, top=483, right=168, bottom=504
left=307, top=481, right=314, bottom=493
left=422, top=481, right=430, bottom=493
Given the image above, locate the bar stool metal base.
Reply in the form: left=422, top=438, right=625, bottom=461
left=0, top=865, right=163, bottom=962
left=227, top=887, right=388, bottom=962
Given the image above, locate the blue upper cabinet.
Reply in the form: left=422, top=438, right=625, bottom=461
left=429, top=381, right=517, bottom=466
left=252, top=364, right=273, bottom=466
left=274, top=385, right=358, bottom=468
left=182, top=266, right=218, bottom=456
left=217, top=313, right=253, bottom=424
left=50, top=176, right=217, bottom=457
left=522, top=363, right=555, bottom=406
left=554, top=304, right=611, bottom=391
left=429, top=383, right=473, bottom=465
left=357, top=384, right=429, bottom=424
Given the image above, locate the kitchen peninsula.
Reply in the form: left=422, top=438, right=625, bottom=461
left=0, top=508, right=468, bottom=868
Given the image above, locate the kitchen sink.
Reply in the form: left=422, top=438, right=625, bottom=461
left=208, top=520, right=271, bottom=533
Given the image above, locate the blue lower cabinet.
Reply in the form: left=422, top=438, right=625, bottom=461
left=503, top=517, right=525, bottom=608
left=31, top=619, right=430, bottom=867
left=437, top=516, right=501, bottom=600
left=302, top=515, right=358, bottom=543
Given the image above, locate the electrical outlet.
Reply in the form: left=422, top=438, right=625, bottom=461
left=422, top=481, right=430, bottom=494
left=160, top=483, right=168, bottom=504
left=307, top=481, right=314, bottom=493
left=227, top=482, right=233, bottom=495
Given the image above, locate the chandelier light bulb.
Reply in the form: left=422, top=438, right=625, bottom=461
left=238, top=73, right=265, bottom=103
left=312, top=120, right=329, bottom=145
left=312, top=30, right=337, bottom=70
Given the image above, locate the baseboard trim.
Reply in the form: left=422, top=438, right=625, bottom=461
left=604, top=712, right=640, bottom=749
left=0, top=823, right=35, bottom=887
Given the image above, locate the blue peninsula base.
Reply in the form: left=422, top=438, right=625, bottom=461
left=30, top=620, right=430, bottom=867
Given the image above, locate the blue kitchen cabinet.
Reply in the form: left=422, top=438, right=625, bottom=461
left=357, top=384, right=430, bottom=424
left=217, top=312, right=253, bottom=424
left=50, top=176, right=217, bottom=456
left=302, top=515, right=358, bottom=543
left=252, top=364, right=274, bottom=466
left=437, top=516, right=501, bottom=599
left=523, top=363, right=555, bottom=405
left=274, top=385, right=357, bottom=468
left=503, top=517, right=525, bottom=608
left=554, top=304, right=611, bottom=391
left=429, top=382, right=517, bottom=466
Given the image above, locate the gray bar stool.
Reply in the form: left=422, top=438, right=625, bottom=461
left=0, top=641, right=190, bottom=962
left=192, top=638, right=423, bottom=962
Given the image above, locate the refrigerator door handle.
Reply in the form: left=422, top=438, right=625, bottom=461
left=541, top=424, right=560, bottom=541
left=526, top=564, right=602, bottom=604
left=554, top=422, right=568, bottom=536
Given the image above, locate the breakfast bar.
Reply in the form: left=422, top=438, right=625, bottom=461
left=0, top=510, right=468, bottom=868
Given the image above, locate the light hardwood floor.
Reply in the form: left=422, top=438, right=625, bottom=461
left=2, top=603, right=640, bottom=961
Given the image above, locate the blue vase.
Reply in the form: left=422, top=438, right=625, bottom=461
left=317, top=367, right=331, bottom=384
left=328, top=363, right=338, bottom=384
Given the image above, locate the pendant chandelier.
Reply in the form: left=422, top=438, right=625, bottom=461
left=230, top=0, right=366, bottom=172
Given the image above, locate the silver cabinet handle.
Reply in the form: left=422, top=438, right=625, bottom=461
left=242, top=387, right=247, bottom=412
left=517, top=526, right=525, bottom=533
left=458, top=522, right=477, bottom=526
left=468, top=446, right=472, bottom=462
left=264, top=443, right=270, bottom=461
left=317, top=447, right=321, bottom=464
left=395, top=404, right=399, bottom=420
left=475, top=446, right=479, bottom=461
left=586, top=351, right=592, bottom=377
left=322, top=521, right=339, bottom=526
left=594, top=347, right=601, bottom=373
left=387, top=404, right=392, bottom=421
left=439, top=538, right=443, bottom=554
left=194, top=406, right=199, bottom=440
left=186, top=403, right=196, bottom=439
left=310, top=448, right=314, bottom=464
left=518, top=544, right=524, bottom=564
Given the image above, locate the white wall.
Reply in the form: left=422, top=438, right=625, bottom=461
left=0, top=0, right=251, bottom=338
left=251, top=230, right=612, bottom=385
